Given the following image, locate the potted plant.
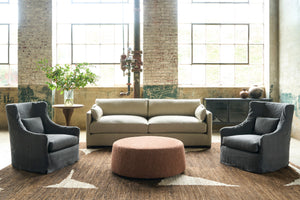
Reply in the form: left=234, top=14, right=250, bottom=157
left=37, top=59, right=97, bottom=105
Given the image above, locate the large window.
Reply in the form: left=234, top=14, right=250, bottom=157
left=178, top=0, right=266, bottom=87
left=0, top=0, right=17, bottom=86
left=71, top=24, right=129, bottom=64
left=192, top=23, right=249, bottom=64
left=55, top=0, right=142, bottom=87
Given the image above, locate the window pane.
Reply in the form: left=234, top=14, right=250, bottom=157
left=248, top=64, right=263, bottom=85
left=206, top=45, right=220, bottom=63
left=206, top=65, right=220, bottom=86
left=235, top=25, right=249, bottom=44
left=178, top=65, right=192, bottom=85
left=86, top=45, right=100, bottom=63
left=57, top=45, right=71, bottom=64
left=57, top=24, right=71, bottom=44
left=192, top=45, right=205, bottom=63
left=250, top=24, right=263, bottom=44
left=235, top=65, right=250, bottom=86
left=191, top=65, right=206, bottom=85
left=73, top=45, right=86, bottom=63
left=99, top=45, right=115, bottom=63
left=249, top=45, right=263, bottom=64
left=220, top=65, right=234, bottom=86
left=0, top=25, right=8, bottom=44
left=0, top=45, right=8, bottom=63
left=179, top=44, right=191, bottom=64
left=0, top=65, right=9, bottom=86
left=234, top=45, right=248, bottom=63
left=220, top=45, right=234, bottom=63
left=206, top=25, right=220, bottom=44
left=9, top=44, right=17, bottom=64
left=192, top=25, right=205, bottom=44
left=97, top=65, right=115, bottom=86
left=179, top=24, right=191, bottom=44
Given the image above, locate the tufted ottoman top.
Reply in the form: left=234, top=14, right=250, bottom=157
left=113, top=136, right=184, bottom=150
left=111, top=136, right=186, bottom=179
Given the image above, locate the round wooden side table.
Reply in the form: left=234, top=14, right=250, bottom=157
left=52, top=104, right=84, bottom=126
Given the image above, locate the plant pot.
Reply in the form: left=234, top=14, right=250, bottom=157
left=249, top=85, right=263, bottom=99
left=240, top=89, right=249, bottom=98
left=64, top=90, right=74, bottom=106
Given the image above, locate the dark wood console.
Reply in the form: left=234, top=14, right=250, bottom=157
left=204, top=98, right=272, bottom=125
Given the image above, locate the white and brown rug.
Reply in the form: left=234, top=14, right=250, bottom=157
left=0, top=143, right=300, bottom=200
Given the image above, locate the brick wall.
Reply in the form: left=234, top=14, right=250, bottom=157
left=18, top=0, right=52, bottom=105
left=143, top=0, right=178, bottom=87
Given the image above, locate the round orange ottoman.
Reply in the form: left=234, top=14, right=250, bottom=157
left=111, top=136, right=186, bottom=179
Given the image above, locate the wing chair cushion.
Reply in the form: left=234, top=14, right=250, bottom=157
left=47, top=134, right=79, bottom=152
left=22, top=117, right=45, bottom=133
left=254, top=117, right=280, bottom=135
left=222, top=134, right=262, bottom=153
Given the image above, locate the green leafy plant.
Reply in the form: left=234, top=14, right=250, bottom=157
left=37, top=59, right=97, bottom=94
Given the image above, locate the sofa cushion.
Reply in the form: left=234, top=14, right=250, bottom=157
left=47, top=134, right=79, bottom=152
left=148, top=99, right=201, bottom=117
left=195, top=104, right=206, bottom=121
left=90, top=115, right=148, bottom=133
left=95, top=99, right=148, bottom=117
left=254, top=117, right=279, bottom=135
left=148, top=115, right=207, bottom=133
left=91, top=104, right=103, bottom=121
left=222, top=134, right=262, bottom=153
left=22, top=117, right=45, bottom=133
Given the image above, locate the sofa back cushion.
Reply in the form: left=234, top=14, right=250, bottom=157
left=148, top=99, right=201, bottom=117
left=95, top=98, right=148, bottom=117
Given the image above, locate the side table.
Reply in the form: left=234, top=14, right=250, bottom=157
left=52, top=104, right=84, bottom=126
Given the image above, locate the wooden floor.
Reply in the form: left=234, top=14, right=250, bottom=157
left=1, top=130, right=300, bottom=170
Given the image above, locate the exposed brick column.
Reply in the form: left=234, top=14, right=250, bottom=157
left=143, top=0, right=178, bottom=98
left=18, top=0, right=53, bottom=109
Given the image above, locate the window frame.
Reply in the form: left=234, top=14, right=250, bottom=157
left=71, top=23, right=130, bottom=65
left=191, top=23, right=250, bottom=65
left=0, top=24, right=10, bottom=65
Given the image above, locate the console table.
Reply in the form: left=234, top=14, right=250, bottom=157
left=204, top=98, right=272, bottom=125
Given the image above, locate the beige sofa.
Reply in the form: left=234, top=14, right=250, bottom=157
left=86, top=99, right=212, bottom=147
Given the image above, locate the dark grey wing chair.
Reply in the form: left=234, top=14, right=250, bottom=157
left=220, top=101, right=294, bottom=173
left=6, top=101, right=80, bottom=174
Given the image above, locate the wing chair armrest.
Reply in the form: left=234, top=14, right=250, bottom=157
left=260, top=129, right=289, bottom=155
left=220, top=120, right=254, bottom=143
left=43, top=116, right=80, bottom=137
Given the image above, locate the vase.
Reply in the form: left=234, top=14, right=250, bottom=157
left=249, top=85, right=263, bottom=99
left=64, top=90, right=74, bottom=106
left=240, top=89, right=249, bottom=98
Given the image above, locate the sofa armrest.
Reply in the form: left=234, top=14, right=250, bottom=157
left=86, top=110, right=92, bottom=135
left=205, top=110, right=212, bottom=142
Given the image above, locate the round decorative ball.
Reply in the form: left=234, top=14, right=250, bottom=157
left=249, top=85, right=263, bottom=99
left=240, top=89, right=249, bottom=98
